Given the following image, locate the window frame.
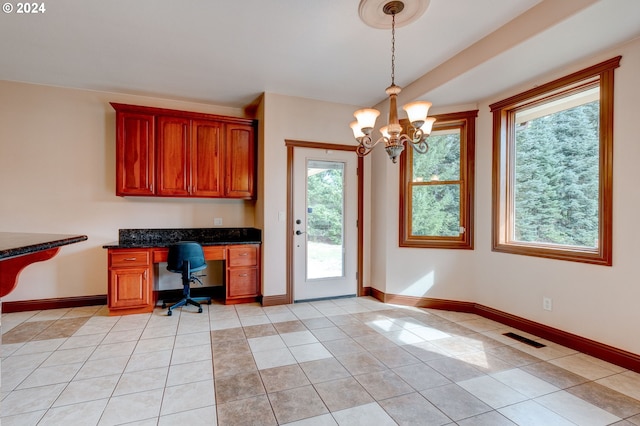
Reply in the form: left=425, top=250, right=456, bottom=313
left=490, top=56, right=620, bottom=266
left=399, top=110, right=478, bottom=249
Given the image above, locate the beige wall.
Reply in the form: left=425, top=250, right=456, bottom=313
left=0, top=82, right=254, bottom=301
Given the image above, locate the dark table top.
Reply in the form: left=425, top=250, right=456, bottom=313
left=102, top=240, right=261, bottom=249
left=0, top=232, right=88, bottom=260
left=102, top=227, right=262, bottom=249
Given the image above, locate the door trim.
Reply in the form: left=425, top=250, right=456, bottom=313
left=285, top=140, right=364, bottom=304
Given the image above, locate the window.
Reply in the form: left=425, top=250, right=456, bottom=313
left=490, top=56, right=620, bottom=265
left=399, top=110, right=477, bottom=249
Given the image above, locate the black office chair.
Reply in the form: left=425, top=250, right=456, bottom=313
left=163, top=241, right=211, bottom=316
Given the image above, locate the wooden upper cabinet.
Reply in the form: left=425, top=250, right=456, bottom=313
left=192, top=120, right=223, bottom=197
left=225, top=124, right=255, bottom=199
left=111, top=103, right=256, bottom=199
left=115, top=112, right=155, bottom=196
left=157, top=116, right=190, bottom=196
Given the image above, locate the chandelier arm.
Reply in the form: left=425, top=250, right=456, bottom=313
left=356, top=135, right=387, bottom=157
left=398, top=132, right=429, bottom=155
left=410, top=140, right=429, bottom=154
left=410, top=127, right=424, bottom=143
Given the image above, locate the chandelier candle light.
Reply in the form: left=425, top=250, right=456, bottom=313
left=351, top=0, right=435, bottom=163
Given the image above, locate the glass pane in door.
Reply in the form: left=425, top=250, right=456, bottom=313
left=306, top=160, right=345, bottom=280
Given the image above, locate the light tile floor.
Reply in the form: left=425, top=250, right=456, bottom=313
left=1, top=297, right=639, bottom=425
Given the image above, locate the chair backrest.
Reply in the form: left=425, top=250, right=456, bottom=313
left=166, top=241, right=206, bottom=273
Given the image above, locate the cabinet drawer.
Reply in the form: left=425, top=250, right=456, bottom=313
left=227, top=245, right=258, bottom=267
left=227, top=267, right=258, bottom=298
left=204, top=246, right=226, bottom=260
left=109, top=250, right=150, bottom=267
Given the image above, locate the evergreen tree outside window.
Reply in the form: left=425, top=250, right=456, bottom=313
left=400, top=110, right=477, bottom=249
left=490, top=57, right=620, bottom=265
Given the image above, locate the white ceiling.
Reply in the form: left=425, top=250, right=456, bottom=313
left=1, top=0, right=639, bottom=111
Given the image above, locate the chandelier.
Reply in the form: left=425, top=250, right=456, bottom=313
left=350, top=0, right=435, bottom=163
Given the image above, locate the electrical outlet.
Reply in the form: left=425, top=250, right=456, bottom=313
left=543, top=297, right=553, bottom=311
left=214, top=218, right=223, bottom=226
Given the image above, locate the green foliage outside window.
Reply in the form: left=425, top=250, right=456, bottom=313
left=411, top=131, right=461, bottom=237
left=306, top=165, right=344, bottom=245
left=514, top=101, right=599, bottom=248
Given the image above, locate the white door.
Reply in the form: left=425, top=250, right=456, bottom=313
left=293, top=148, right=358, bottom=302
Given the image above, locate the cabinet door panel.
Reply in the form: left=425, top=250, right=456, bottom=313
left=157, top=116, right=190, bottom=196
left=109, top=267, right=150, bottom=309
left=225, top=124, right=255, bottom=198
left=227, top=267, right=258, bottom=298
left=116, top=112, right=155, bottom=195
left=191, top=120, right=223, bottom=197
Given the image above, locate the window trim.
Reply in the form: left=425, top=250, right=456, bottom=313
left=399, top=110, right=478, bottom=249
left=490, top=56, right=620, bottom=266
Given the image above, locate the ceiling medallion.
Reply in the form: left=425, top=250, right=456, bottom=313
left=358, top=0, right=430, bottom=29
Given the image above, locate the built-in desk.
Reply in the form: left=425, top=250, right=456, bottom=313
left=103, top=228, right=261, bottom=316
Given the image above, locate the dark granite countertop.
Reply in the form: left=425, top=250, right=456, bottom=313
left=0, top=232, right=88, bottom=260
left=102, top=227, right=261, bottom=249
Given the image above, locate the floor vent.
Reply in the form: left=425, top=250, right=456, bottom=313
left=503, top=332, right=546, bottom=348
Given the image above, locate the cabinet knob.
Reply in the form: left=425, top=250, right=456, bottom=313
left=239, top=273, right=248, bottom=277
left=124, top=257, right=137, bottom=261
left=239, top=252, right=248, bottom=256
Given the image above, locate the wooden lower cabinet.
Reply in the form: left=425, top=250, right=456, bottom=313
left=108, top=250, right=154, bottom=315
left=107, top=244, right=261, bottom=314
left=225, top=244, right=260, bottom=304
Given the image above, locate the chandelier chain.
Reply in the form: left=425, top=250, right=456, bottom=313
left=391, top=13, right=396, bottom=86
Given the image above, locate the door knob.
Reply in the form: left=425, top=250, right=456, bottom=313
left=295, top=230, right=305, bottom=235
